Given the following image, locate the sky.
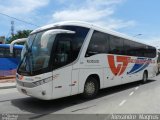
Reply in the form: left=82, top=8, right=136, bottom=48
left=0, top=0, right=160, bottom=48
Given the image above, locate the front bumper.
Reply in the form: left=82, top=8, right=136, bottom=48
left=16, top=80, right=53, bottom=100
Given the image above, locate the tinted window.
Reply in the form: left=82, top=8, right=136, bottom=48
left=109, top=35, right=124, bottom=55
left=14, top=49, right=21, bottom=58
left=18, top=26, right=89, bottom=75
left=0, top=48, right=5, bottom=57
left=56, top=26, right=89, bottom=60
left=5, top=48, right=13, bottom=57
left=0, top=48, right=13, bottom=58
left=68, top=26, right=89, bottom=60
left=52, top=26, right=89, bottom=69
left=124, top=40, right=131, bottom=56
left=135, top=43, right=145, bottom=57
left=86, top=31, right=109, bottom=57
left=124, top=40, right=139, bottom=56
left=127, top=39, right=146, bottom=56
left=54, top=37, right=72, bottom=69
left=146, top=46, right=156, bottom=58
left=123, top=40, right=156, bottom=58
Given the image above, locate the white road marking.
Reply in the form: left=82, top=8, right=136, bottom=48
left=135, top=87, right=139, bottom=90
left=119, top=100, right=126, bottom=106
left=129, top=91, right=134, bottom=96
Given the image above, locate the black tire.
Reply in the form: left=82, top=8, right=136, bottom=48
left=142, top=71, right=148, bottom=83
left=82, top=77, right=99, bottom=99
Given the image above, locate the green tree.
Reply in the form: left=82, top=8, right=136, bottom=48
left=7, top=30, right=32, bottom=44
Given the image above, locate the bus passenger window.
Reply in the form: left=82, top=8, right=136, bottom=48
left=0, top=48, right=4, bottom=57
left=109, top=35, right=124, bottom=55
left=86, top=31, right=109, bottom=57
left=4, top=48, right=13, bottom=58
left=15, top=49, right=21, bottom=58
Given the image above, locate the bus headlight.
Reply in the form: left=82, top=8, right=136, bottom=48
left=33, top=77, right=52, bottom=86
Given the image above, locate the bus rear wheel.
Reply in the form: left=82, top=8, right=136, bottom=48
left=142, top=71, right=148, bottom=83
left=82, top=77, right=99, bottom=99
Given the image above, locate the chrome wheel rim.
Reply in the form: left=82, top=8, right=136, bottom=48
left=85, top=81, right=95, bottom=95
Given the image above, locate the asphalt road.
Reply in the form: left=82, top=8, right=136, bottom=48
left=0, top=75, right=160, bottom=119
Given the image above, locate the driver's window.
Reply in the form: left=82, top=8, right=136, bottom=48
left=54, top=40, right=71, bottom=68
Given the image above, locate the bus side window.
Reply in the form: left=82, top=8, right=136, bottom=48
left=0, top=48, right=4, bottom=57
left=127, top=41, right=137, bottom=56
left=85, top=31, right=109, bottom=57
left=108, top=35, right=124, bottom=55
left=14, top=49, right=21, bottom=58
left=123, top=40, right=156, bottom=58
left=124, top=40, right=131, bottom=56
left=4, top=48, right=13, bottom=58
left=147, top=46, right=156, bottom=58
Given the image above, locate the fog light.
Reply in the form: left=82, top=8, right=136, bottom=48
left=42, top=91, right=46, bottom=96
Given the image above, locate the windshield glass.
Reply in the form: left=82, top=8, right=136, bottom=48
left=18, top=31, right=55, bottom=74
left=18, top=26, right=89, bottom=76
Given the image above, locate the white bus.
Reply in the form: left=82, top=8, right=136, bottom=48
left=11, top=21, right=157, bottom=100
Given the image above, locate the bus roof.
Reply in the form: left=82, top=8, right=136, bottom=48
left=31, top=21, right=154, bottom=47
left=0, top=44, right=23, bottom=49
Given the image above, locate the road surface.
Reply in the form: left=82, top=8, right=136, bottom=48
left=0, top=75, right=160, bottom=119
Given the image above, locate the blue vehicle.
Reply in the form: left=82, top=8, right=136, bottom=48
left=0, top=44, right=23, bottom=77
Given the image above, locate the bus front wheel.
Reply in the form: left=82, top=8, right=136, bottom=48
left=82, top=77, right=99, bottom=99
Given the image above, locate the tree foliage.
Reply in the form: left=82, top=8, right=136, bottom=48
left=7, top=30, right=32, bottom=44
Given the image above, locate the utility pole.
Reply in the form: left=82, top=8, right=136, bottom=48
left=11, top=20, right=14, bottom=36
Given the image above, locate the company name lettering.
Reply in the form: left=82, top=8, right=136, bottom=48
left=127, top=58, right=155, bottom=64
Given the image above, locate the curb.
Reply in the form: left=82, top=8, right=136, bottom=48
left=0, top=83, right=16, bottom=90
left=0, top=85, right=16, bottom=89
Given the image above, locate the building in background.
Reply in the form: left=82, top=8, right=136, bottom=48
left=0, top=36, right=5, bottom=44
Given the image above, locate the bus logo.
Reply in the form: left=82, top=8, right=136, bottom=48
left=108, top=55, right=130, bottom=76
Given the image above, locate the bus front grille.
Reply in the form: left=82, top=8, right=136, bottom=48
left=16, top=80, right=36, bottom=88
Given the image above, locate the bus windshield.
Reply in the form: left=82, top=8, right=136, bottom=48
left=18, top=26, right=89, bottom=76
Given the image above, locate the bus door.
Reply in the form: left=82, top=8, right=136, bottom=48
left=52, top=34, right=73, bottom=99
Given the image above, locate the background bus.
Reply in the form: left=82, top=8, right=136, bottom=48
left=0, top=44, right=23, bottom=78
